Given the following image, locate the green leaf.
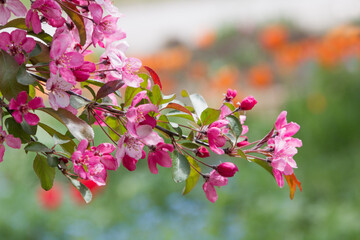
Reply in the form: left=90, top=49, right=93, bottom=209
left=250, top=158, right=273, bottom=176
left=180, top=141, right=199, bottom=149
left=105, top=116, right=123, bottom=141
left=60, top=2, right=86, bottom=45
left=29, top=42, right=51, bottom=78
left=237, top=149, right=247, bottom=160
left=29, top=43, right=42, bottom=58
left=138, top=73, right=149, bottom=89
left=183, top=156, right=201, bottom=195
left=40, top=108, right=94, bottom=142
left=169, top=122, right=183, bottom=140
left=39, top=123, right=76, bottom=154
left=200, top=108, right=221, bottom=125
left=226, top=115, right=243, bottom=140
left=25, top=142, right=52, bottom=153
left=21, top=120, right=37, bottom=135
left=186, top=131, right=195, bottom=141
left=53, top=133, right=70, bottom=145
left=66, top=176, right=92, bottom=203
left=148, top=84, right=162, bottom=106
left=166, top=111, right=195, bottom=122
left=33, top=154, right=55, bottom=191
left=160, top=93, right=176, bottom=105
left=70, top=95, right=89, bottom=109
left=172, top=152, right=190, bottom=183
left=96, top=80, right=124, bottom=100
left=82, top=79, right=105, bottom=87
left=5, top=118, right=31, bottom=143
left=124, top=86, right=142, bottom=107
left=0, top=51, right=28, bottom=100
left=156, top=115, right=171, bottom=130
left=0, top=18, right=27, bottom=30
left=16, top=65, right=36, bottom=85
left=28, top=85, right=36, bottom=98
left=47, top=155, right=60, bottom=168
left=189, top=93, right=208, bottom=117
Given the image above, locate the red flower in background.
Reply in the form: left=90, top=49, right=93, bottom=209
left=37, top=183, right=63, bottom=210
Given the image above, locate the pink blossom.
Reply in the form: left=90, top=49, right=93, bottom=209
left=224, top=88, right=237, bottom=102
left=268, top=111, right=302, bottom=187
left=9, top=91, right=44, bottom=126
left=0, top=126, right=21, bottom=163
left=275, top=111, right=300, bottom=138
left=0, top=29, right=35, bottom=65
left=89, top=3, right=126, bottom=48
left=240, top=96, right=257, bottom=110
left=91, top=143, right=117, bottom=171
left=73, top=61, right=96, bottom=82
left=71, top=139, right=107, bottom=186
left=147, top=142, right=174, bottom=174
left=196, top=146, right=210, bottom=158
left=46, top=74, right=73, bottom=111
left=269, top=136, right=302, bottom=177
left=25, top=0, right=65, bottom=34
left=0, top=0, right=27, bottom=25
left=126, top=91, right=158, bottom=138
left=95, top=0, right=121, bottom=17
left=100, top=42, right=143, bottom=87
left=50, top=34, right=84, bottom=84
left=207, top=120, right=229, bottom=155
left=217, top=162, right=238, bottom=177
left=115, top=134, right=145, bottom=171
left=202, top=170, right=228, bottom=203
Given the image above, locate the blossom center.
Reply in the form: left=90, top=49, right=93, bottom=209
left=19, top=104, right=29, bottom=114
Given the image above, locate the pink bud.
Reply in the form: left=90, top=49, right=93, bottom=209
left=240, top=96, right=257, bottom=110
left=237, top=140, right=249, bottom=147
left=225, top=88, right=237, bottom=102
left=217, top=162, right=239, bottom=177
left=196, top=146, right=210, bottom=158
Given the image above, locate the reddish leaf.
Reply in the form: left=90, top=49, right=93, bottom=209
left=284, top=173, right=302, bottom=200
left=144, top=66, right=162, bottom=90
left=164, top=103, right=193, bottom=116
left=96, top=80, right=124, bottom=99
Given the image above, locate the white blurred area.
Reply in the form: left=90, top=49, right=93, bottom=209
left=117, top=0, right=360, bottom=54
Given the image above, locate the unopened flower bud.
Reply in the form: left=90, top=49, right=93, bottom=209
left=237, top=140, right=249, bottom=147
left=196, top=146, right=210, bottom=158
left=224, top=88, right=237, bottom=102
left=217, top=162, right=239, bottom=177
left=240, top=96, right=257, bottom=110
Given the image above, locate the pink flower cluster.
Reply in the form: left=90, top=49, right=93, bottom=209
left=71, top=139, right=117, bottom=186
left=269, top=111, right=302, bottom=188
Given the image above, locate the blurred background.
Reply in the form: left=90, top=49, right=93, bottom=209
left=1, top=0, right=360, bottom=239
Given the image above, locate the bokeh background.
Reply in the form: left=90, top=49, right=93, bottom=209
left=1, top=0, right=360, bottom=239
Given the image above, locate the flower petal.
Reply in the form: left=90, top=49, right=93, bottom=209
left=28, top=97, right=44, bottom=109
left=203, top=182, right=217, bottom=203
left=5, top=134, right=21, bottom=149
left=24, top=112, right=39, bottom=125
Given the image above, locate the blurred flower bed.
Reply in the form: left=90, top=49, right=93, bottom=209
left=1, top=22, right=360, bottom=239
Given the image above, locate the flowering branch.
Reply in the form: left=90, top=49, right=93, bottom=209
left=0, top=0, right=302, bottom=204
